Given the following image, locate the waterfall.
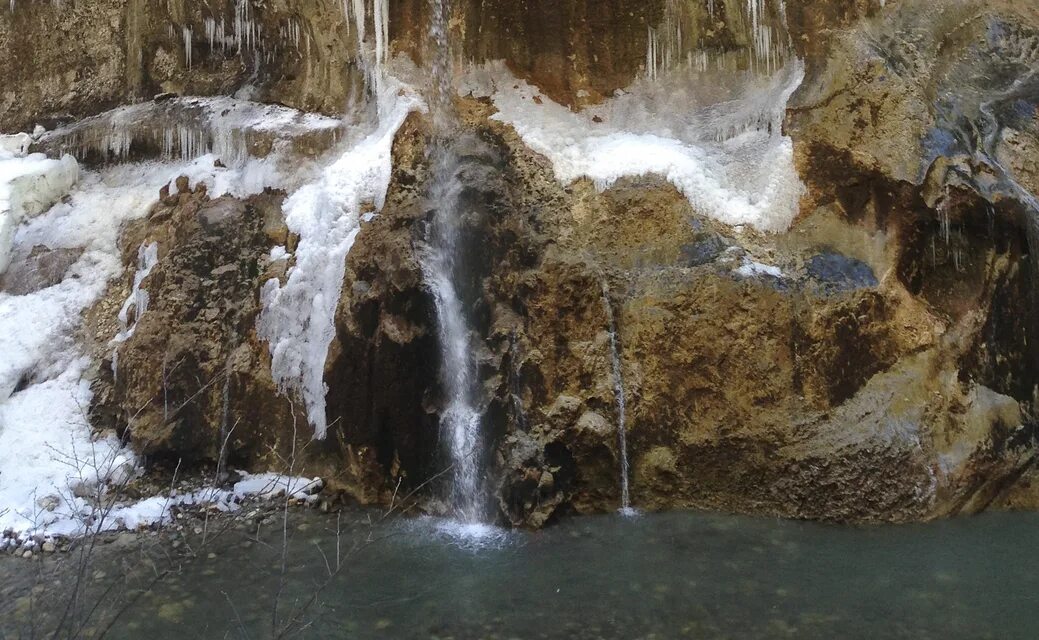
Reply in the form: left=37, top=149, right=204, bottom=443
left=422, top=0, right=487, bottom=524
left=601, top=280, right=633, bottom=513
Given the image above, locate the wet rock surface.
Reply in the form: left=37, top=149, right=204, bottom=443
left=805, top=251, right=878, bottom=294
left=311, top=87, right=1038, bottom=525
left=5, top=0, right=1039, bottom=527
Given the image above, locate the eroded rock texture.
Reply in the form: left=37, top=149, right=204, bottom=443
left=4, top=0, right=1039, bottom=526
left=1, top=0, right=799, bottom=129
left=88, top=178, right=390, bottom=503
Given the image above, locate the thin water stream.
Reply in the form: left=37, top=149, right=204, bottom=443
left=601, top=280, right=632, bottom=512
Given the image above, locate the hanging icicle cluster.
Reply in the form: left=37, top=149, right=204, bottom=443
left=645, top=0, right=792, bottom=81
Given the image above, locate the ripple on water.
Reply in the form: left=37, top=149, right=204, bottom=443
left=400, top=516, right=516, bottom=552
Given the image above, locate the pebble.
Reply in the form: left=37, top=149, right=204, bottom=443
left=21, top=550, right=32, bottom=559
left=42, top=541, right=56, bottom=553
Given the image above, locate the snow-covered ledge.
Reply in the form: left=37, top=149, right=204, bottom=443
left=0, top=135, right=80, bottom=275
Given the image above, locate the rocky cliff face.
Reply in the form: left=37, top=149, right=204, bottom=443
left=3, top=0, right=1039, bottom=527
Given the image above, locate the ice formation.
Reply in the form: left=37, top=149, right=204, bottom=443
left=0, top=141, right=79, bottom=274
left=198, top=0, right=260, bottom=56
left=449, top=0, right=803, bottom=234
left=0, top=97, right=344, bottom=542
left=0, top=161, right=170, bottom=544
left=464, top=57, right=806, bottom=233
left=114, top=243, right=159, bottom=343
left=176, top=0, right=385, bottom=70
left=109, top=242, right=159, bottom=377
left=647, top=0, right=791, bottom=81
left=37, top=96, right=342, bottom=166
left=25, top=88, right=382, bottom=448
left=183, top=26, right=194, bottom=69
left=0, top=133, right=31, bottom=157
left=257, top=74, right=422, bottom=440
left=1, top=0, right=809, bottom=541
left=257, top=0, right=415, bottom=440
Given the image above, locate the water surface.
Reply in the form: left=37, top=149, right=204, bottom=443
left=2, top=509, right=1037, bottom=639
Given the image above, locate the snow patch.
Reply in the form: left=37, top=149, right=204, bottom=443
left=735, top=259, right=784, bottom=279
left=269, top=245, right=289, bottom=262
left=1, top=472, right=322, bottom=548
left=0, top=153, right=79, bottom=274
left=464, top=60, right=805, bottom=233
left=0, top=151, right=314, bottom=544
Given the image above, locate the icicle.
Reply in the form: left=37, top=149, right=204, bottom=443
left=374, top=0, right=389, bottom=66
left=646, top=27, right=658, bottom=81
left=205, top=17, right=218, bottom=51
left=233, top=0, right=257, bottom=54
left=183, top=27, right=193, bottom=69
left=111, top=242, right=160, bottom=378
left=939, top=189, right=952, bottom=245
left=646, top=0, right=789, bottom=79
left=352, top=0, right=366, bottom=44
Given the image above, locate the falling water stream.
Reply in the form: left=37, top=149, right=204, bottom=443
left=422, top=0, right=487, bottom=525
left=601, top=280, right=632, bottom=513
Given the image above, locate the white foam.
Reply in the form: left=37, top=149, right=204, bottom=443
left=403, top=516, right=515, bottom=552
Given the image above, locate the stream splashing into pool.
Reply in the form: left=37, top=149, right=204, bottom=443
left=421, top=0, right=487, bottom=525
